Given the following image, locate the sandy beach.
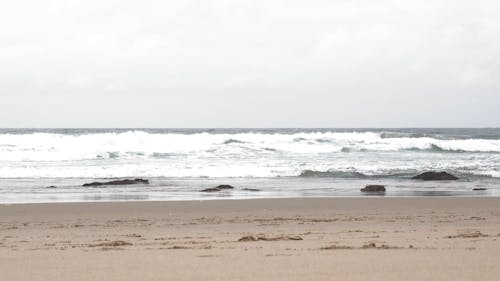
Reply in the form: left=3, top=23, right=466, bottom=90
left=1, top=197, right=500, bottom=281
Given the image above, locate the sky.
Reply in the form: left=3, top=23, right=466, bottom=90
left=1, top=0, right=499, bottom=128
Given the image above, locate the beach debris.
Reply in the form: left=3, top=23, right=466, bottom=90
left=239, top=235, right=259, bottom=242
left=468, top=216, right=486, bottom=220
left=200, top=184, right=235, bottom=192
left=472, top=188, right=487, bottom=191
left=361, top=242, right=378, bottom=249
left=360, top=185, right=386, bottom=192
left=411, top=171, right=458, bottom=181
left=321, top=242, right=402, bottom=250
left=361, top=242, right=401, bottom=249
left=320, top=245, right=353, bottom=250
left=447, top=230, right=488, bottom=239
left=238, top=235, right=303, bottom=242
left=89, top=240, right=133, bottom=247
left=163, top=245, right=212, bottom=250
left=168, top=245, right=191, bottom=249
left=46, top=186, right=57, bottom=189
left=125, top=233, right=142, bottom=238
left=82, top=178, right=149, bottom=187
left=242, top=188, right=261, bottom=192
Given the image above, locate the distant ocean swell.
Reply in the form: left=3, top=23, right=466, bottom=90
left=0, top=130, right=499, bottom=178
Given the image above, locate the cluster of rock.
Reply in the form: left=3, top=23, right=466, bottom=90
left=45, top=171, right=486, bottom=193
left=47, top=180, right=265, bottom=192
left=361, top=171, right=461, bottom=193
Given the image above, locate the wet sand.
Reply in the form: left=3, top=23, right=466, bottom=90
left=1, top=198, right=500, bottom=281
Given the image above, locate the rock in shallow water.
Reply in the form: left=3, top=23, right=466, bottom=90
left=82, top=179, right=149, bottom=187
left=411, top=171, right=458, bottom=181
left=199, top=188, right=222, bottom=192
left=216, top=184, right=234, bottom=190
left=242, top=188, right=261, bottom=192
left=360, top=185, right=386, bottom=192
left=199, top=185, right=235, bottom=192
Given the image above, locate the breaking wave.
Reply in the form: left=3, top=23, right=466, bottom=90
left=1, top=131, right=500, bottom=161
left=0, top=130, right=499, bottom=178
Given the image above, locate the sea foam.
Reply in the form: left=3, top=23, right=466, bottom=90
left=0, top=130, right=499, bottom=178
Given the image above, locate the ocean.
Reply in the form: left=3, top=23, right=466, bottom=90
left=1, top=128, right=499, bottom=203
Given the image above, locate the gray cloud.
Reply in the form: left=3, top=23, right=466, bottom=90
left=1, top=0, right=499, bottom=127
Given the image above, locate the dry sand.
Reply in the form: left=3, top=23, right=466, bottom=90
left=1, top=197, right=500, bottom=281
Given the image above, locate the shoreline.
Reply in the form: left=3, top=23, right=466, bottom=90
left=1, top=194, right=499, bottom=206
left=3, top=195, right=500, bottom=208
left=2, top=173, right=499, bottom=204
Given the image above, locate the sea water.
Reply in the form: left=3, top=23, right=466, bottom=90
left=0, top=128, right=499, bottom=203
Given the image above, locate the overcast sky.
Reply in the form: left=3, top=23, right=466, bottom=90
left=1, top=0, right=499, bottom=128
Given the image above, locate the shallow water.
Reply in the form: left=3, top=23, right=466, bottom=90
left=0, top=176, right=498, bottom=204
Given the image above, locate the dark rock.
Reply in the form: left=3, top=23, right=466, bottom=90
left=216, top=184, right=234, bottom=189
left=242, top=188, right=261, bottom=192
left=411, top=171, right=458, bottom=181
left=46, top=186, right=57, bottom=189
left=472, top=188, right=487, bottom=191
left=200, top=185, right=235, bottom=192
left=200, top=188, right=221, bottom=192
left=83, top=178, right=149, bottom=187
left=360, top=185, right=386, bottom=192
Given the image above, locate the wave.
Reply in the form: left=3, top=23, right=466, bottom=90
left=0, top=130, right=499, bottom=178
left=403, top=144, right=469, bottom=153
left=298, top=169, right=422, bottom=179
left=222, top=139, right=246, bottom=144
left=0, top=163, right=498, bottom=179
left=1, top=131, right=500, bottom=161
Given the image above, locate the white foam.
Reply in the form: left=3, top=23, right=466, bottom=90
left=0, top=131, right=499, bottom=178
